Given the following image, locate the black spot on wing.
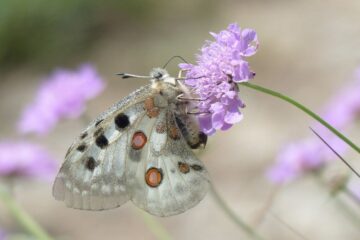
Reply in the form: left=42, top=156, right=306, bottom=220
left=191, top=164, right=203, bottom=171
left=94, top=128, right=103, bottom=138
left=85, top=157, right=97, bottom=171
left=115, top=113, right=130, bottom=129
left=80, top=132, right=88, bottom=139
left=76, top=144, right=87, bottom=152
left=95, top=119, right=103, bottom=127
left=95, top=134, right=109, bottom=149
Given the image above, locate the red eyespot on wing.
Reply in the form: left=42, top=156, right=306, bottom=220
left=145, top=168, right=163, bottom=187
left=131, top=131, right=147, bottom=150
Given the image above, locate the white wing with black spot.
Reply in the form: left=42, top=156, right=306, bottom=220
left=53, top=80, right=210, bottom=216
left=53, top=85, right=154, bottom=210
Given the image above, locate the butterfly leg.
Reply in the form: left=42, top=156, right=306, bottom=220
left=175, top=70, right=207, bottom=81
left=178, top=69, right=185, bottom=79
left=176, top=93, right=208, bottom=102
left=184, top=105, right=210, bottom=115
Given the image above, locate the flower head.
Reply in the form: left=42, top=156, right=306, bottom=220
left=179, top=23, right=259, bottom=135
left=267, top=135, right=347, bottom=183
left=17, top=64, right=105, bottom=135
left=0, top=141, right=57, bottom=180
left=268, top=69, right=360, bottom=183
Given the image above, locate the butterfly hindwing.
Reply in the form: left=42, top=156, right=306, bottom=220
left=53, top=85, right=155, bottom=210
left=127, top=109, right=210, bottom=217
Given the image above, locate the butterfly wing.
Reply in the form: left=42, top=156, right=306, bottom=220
left=53, top=84, right=155, bottom=210
left=126, top=108, right=210, bottom=217
left=53, top=82, right=210, bottom=215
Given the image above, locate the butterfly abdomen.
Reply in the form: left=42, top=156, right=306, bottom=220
left=175, top=114, right=207, bottom=149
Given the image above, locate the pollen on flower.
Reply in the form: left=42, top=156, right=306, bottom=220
left=179, top=23, right=259, bottom=135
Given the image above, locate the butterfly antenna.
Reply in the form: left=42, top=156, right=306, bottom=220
left=175, top=75, right=207, bottom=81
left=116, top=73, right=151, bottom=79
left=163, top=55, right=189, bottom=69
left=310, top=127, right=360, bottom=178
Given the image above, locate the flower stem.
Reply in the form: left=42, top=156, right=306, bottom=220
left=239, top=82, right=360, bottom=154
left=135, top=209, right=172, bottom=240
left=0, top=185, right=53, bottom=240
left=210, top=186, right=265, bottom=240
left=312, top=174, right=360, bottom=228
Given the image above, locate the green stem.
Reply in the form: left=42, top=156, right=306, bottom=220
left=136, top=209, right=172, bottom=240
left=239, top=82, right=360, bottom=154
left=0, top=186, right=53, bottom=240
left=210, top=186, right=265, bottom=240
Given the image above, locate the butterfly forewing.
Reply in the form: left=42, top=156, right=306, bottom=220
left=53, top=85, right=154, bottom=210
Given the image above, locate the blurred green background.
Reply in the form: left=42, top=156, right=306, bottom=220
left=1, top=1, right=360, bottom=240
left=0, top=0, right=159, bottom=68
left=0, top=0, right=216, bottom=70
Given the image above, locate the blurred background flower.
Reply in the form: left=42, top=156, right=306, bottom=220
left=0, top=141, right=57, bottom=180
left=268, top=69, right=360, bottom=183
left=17, top=64, right=104, bottom=135
left=0, top=229, right=6, bottom=240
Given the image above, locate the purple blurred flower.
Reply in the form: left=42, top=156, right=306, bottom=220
left=18, top=64, right=105, bottom=135
left=268, top=135, right=347, bottom=183
left=268, top=70, right=360, bottom=183
left=321, top=70, right=360, bottom=128
left=0, top=141, right=57, bottom=180
left=179, top=23, right=259, bottom=135
left=0, top=229, right=5, bottom=240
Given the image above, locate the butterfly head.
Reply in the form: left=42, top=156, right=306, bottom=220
left=150, top=68, right=176, bottom=85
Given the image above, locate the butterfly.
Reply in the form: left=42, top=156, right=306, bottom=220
left=53, top=68, right=210, bottom=217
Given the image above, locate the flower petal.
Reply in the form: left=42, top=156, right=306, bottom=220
left=179, top=23, right=259, bottom=134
